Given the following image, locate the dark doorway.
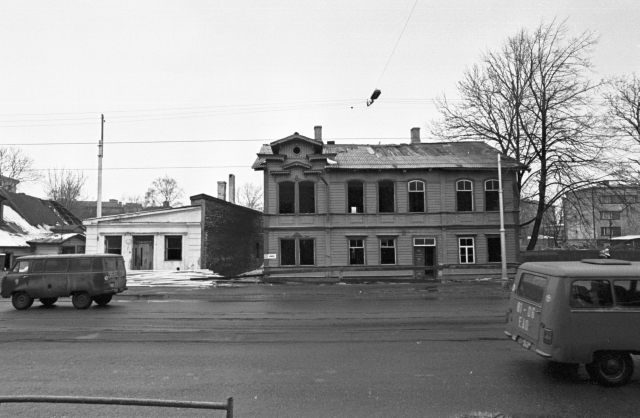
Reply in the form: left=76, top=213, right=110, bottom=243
left=132, top=236, right=154, bottom=270
left=414, top=246, right=436, bottom=280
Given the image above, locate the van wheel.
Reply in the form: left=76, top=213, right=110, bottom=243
left=586, top=351, right=634, bottom=387
left=72, top=292, right=93, bottom=309
left=12, top=292, right=34, bottom=310
left=39, top=297, right=58, bottom=307
left=93, top=294, right=113, bottom=307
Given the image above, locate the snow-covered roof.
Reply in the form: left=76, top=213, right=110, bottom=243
left=0, top=206, right=52, bottom=248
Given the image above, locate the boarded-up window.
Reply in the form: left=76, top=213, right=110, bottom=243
left=105, top=236, right=122, bottom=255
left=299, top=239, right=315, bottom=265
left=280, top=239, right=296, bottom=266
left=408, top=180, right=425, bottom=212
left=279, top=182, right=295, bottom=214
left=378, top=181, right=395, bottom=213
left=487, top=236, right=501, bottom=263
left=299, top=181, right=315, bottom=214
left=347, top=181, right=364, bottom=213
left=485, top=180, right=500, bottom=212
left=165, top=236, right=182, bottom=261
left=456, top=180, right=473, bottom=212
left=349, top=239, right=365, bottom=265
left=380, top=238, right=396, bottom=265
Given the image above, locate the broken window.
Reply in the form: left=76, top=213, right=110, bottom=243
left=279, top=182, right=295, bottom=214
left=485, top=180, right=500, bottom=212
left=380, top=238, right=396, bottom=265
left=165, top=236, right=182, bottom=261
left=280, top=239, right=296, bottom=266
left=299, top=239, right=315, bottom=265
left=378, top=181, right=395, bottom=213
left=408, top=180, right=425, bottom=212
left=299, top=181, right=315, bottom=214
left=347, top=181, right=364, bottom=213
left=456, top=180, right=473, bottom=212
left=105, top=235, right=122, bottom=255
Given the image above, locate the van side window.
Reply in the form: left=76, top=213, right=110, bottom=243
left=570, top=280, right=613, bottom=308
left=31, top=260, right=44, bottom=273
left=69, top=258, right=92, bottom=272
left=516, top=273, right=548, bottom=303
left=91, top=258, right=103, bottom=271
left=116, top=258, right=125, bottom=271
left=44, top=259, right=68, bottom=272
left=613, top=280, right=640, bottom=307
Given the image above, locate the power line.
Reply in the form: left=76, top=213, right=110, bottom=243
left=29, top=165, right=250, bottom=171
left=0, top=137, right=410, bottom=146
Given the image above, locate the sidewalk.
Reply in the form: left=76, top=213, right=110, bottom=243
left=118, top=280, right=512, bottom=301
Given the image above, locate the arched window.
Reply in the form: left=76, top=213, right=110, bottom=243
left=278, top=182, right=295, bottom=214
left=299, top=181, right=315, bottom=214
left=378, top=181, right=395, bottom=213
left=408, top=180, right=425, bottom=212
left=485, top=180, right=500, bottom=212
left=347, top=181, right=364, bottom=213
left=456, top=180, right=473, bottom=212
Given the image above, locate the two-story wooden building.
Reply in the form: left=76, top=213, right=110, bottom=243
left=253, top=126, right=523, bottom=282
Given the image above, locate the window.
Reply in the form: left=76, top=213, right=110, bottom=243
left=280, top=238, right=315, bottom=266
left=600, top=195, right=637, bottom=204
left=13, top=260, right=29, bottom=273
left=104, top=258, right=117, bottom=271
left=279, top=182, right=295, bottom=214
left=69, top=258, right=92, bottom=272
left=459, top=237, right=475, bottom=264
left=600, top=211, right=621, bottom=220
left=408, top=180, right=425, bottom=213
left=456, top=180, right=473, bottom=212
left=517, top=273, right=548, bottom=303
left=105, top=236, right=122, bottom=255
left=487, top=236, right=501, bottom=263
left=601, top=227, right=622, bottom=237
left=299, top=181, right=315, bottom=214
left=61, top=247, right=75, bottom=254
left=613, top=280, right=640, bottom=307
left=31, top=259, right=44, bottom=273
left=299, top=239, right=315, bottom=265
left=347, top=181, right=364, bottom=213
left=485, top=180, right=500, bottom=212
left=349, top=239, right=365, bottom=265
left=380, top=238, right=396, bottom=265
left=165, top=236, right=182, bottom=261
left=92, top=258, right=103, bottom=271
left=414, top=238, right=436, bottom=246
left=378, top=181, right=395, bottom=213
left=570, top=280, right=613, bottom=308
left=44, top=259, right=68, bottom=272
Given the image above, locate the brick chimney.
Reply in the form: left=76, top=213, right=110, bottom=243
left=314, top=126, right=322, bottom=141
left=411, top=127, right=421, bottom=144
left=229, top=174, right=236, bottom=204
left=217, top=181, right=227, bottom=201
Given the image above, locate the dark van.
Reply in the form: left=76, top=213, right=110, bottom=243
left=505, top=259, right=640, bottom=386
left=0, top=254, right=127, bottom=310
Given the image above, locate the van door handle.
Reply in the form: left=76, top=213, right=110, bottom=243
left=21, top=276, right=28, bottom=279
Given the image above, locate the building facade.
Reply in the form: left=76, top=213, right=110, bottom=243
left=253, top=126, right=523, bottom=282
left=563, top=183, right=640, bottom=247
left=84, top=194, right=263, bottom=276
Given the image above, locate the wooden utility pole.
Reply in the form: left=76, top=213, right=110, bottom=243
left=97, top=114, right=104, bottom=218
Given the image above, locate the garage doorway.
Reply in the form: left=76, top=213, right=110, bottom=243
left=132, top=236, right=154, bottom=270
left=413, top=238, right=436, bottom=281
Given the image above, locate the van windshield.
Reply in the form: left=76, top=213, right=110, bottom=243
left=516, top=273, right=548, bottom=303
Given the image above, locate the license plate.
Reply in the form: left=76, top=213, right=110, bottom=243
left=520, top=338, right=532, bottom=349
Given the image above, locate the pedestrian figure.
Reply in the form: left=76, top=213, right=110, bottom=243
left=599, top=245, right=611, bottom=259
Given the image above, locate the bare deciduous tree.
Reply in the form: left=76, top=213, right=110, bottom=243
left=43, top=168, right=87, bottom=214
left=0, top=146, right=41, bottom=189
left=144, top=176, right=183, bottom=207
left=431, top=19, right=614, bottom=250
left=604, top=73, right=640, bottom=157
left=235, top=182, right=263, bottom=211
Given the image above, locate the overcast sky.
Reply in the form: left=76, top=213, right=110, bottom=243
left=1, top=0, right=638, bottom=203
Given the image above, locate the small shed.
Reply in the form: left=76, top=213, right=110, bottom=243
left=27, top=233, right=87, bottom=255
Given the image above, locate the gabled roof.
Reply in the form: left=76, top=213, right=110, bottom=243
left=0, top=189, right=81, bottom=228
left=27, top=233, right=86, bottom=245
left=269, top=132, right=323, bottom=148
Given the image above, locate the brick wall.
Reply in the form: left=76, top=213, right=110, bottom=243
left=191, top=194, right=263, bottom=276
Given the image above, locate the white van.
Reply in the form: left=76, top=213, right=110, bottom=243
left=505, top=259, right=640, bottom=386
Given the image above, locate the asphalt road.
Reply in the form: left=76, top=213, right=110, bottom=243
left=0, top=283, right=638, bottom=418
